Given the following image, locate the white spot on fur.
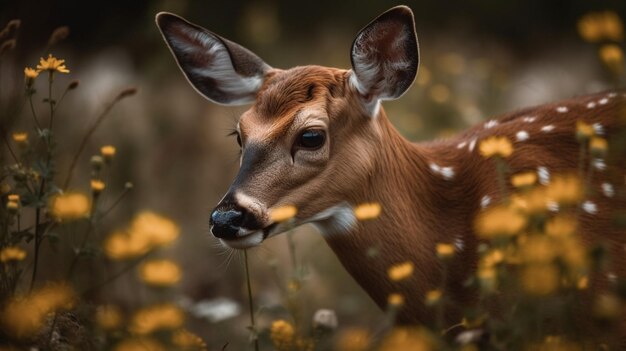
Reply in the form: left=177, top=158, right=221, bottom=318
left=586, top=102, right=596, bottom=109
left=522, top=116, right=536, bottom=123
left=457, top=141, right=467, bottom=149
left=484, top=120, right=498, bottom=129
left=541, top=125, right=555, bottom=132
left=593, top=158, right=606, bottom=171
left=309, top=203, right=357, bottom=236
left=608, top=92, right=617, bottom=98
left=582, top=201, right=598, bottom=214
left=480, top=195, right=491, bottom=209
left=547, top=201, right=559, bottom=212
left=593, top=123, right=604, bottom=135
left=602, top=183, right=615, bottom=198
left=516, top=130, right=529, bottom=141
left=556, top=106, right=568, bottom=113
left=430, top=163, right=455, bottom=180
left=537, top=167, right=550, bottom=185
left=607, top=272, right=617, bottom=282
left=453, top=237, right=465, bottom=251
left=468, top=138, right=477, bottom=152
left=598, top=98, right=609, bottom=105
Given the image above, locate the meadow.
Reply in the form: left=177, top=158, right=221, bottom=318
left=0, top=1, right=625, bottom=350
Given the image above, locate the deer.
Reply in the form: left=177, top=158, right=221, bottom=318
left=156, top=6, right=626, bottom=330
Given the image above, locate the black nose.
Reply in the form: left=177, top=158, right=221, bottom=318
left=210, top=208, right=245, bottom=239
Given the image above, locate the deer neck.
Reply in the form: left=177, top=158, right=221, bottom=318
left=322, top=107, right=474, bottom=323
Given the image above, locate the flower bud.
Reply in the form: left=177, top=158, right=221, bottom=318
left=312, top=309, right=338, bottom=331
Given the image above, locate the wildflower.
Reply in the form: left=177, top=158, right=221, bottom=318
left=113, top=337, right=166, bottom=351
left=589, top=136, right=608, bottom=156
left=474, top=204, right=526, bottom=238
left=24, top=67, right=38, bottom=86
left=481, top=249, right=504, bottom=268
left=96, top=305, right=123, bottom=330
left=521, top=264, right=559, bottom=295
left=479, top=136, right=513, bottom=158
left=48, top=192, right=91, bottom=221
left=477, top=266, right=497, bottom=292
left=576, top=120, right=595, bottom=140
left=104, top=230, right=150, bottom=260
left=139, top=259, right=181, bottom=287
left=172, top=329, right=207, bottom=350
left=518, top=235, right=557, bottom=264
left=270, top=319, right=295, bottom=351
left=599, top=44, right=624, bottom=75
left=510, top=188, right=548, bottom=214
left=511, top=171, right=537, bottom=188
left=425, top=289, right=443, bottom=306
left=577, top=276, right=589, bottom=290
left=560, top=236, right=588, bottom=271
left=91, top=155, right=104, bottom=170
left=436, top=243, right=455, bottom=259
left=545, top=215, right=577, bottom=237
left=335, top=328, right=370, bottom=351
left=545, top=174, right=583, bottom=205
left=129, top=303, right=184, bottom=334
left=68, top=80, right=79, bottom=90
left=388, top=293, right=405, bottom=307
left=0, top=246, right=26, bottom=262
left=36, top=54, right=69, bottom=74
left=269, top=205, right=297, bottom=222
left=129, top=211, right=180, bottom=247
left=296, top=337, right=315, bottom=351
left=101, top=145, right=116, bottom=161
left=91, top=179, right=106, bottom=194
left=354, top=202, right=382, bottom=220
left=7, top=194, right=19, bottom=202
left=312, top=309, right=338, bottom=331
left=379, top=327, right=437, bottom=351
left=577, top=11, right=623, bottom=42
left=387, top=261, right=414, bottom=281
left=12, top=132, right=28, bottom=144
left=6, top=200, right=19, bottom=212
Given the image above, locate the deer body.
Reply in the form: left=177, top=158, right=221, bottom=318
left=156, top=7, right=626, bottom=326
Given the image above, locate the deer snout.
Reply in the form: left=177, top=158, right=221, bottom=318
left=210, top=195, right=265, bottom=240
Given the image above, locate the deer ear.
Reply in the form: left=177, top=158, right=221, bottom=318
left=156, top=12, right=271, bottom=105
left=349, top=6, right=419, bottom=112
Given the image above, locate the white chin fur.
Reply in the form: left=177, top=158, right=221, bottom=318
left=219, top=231, right=264, bottom=249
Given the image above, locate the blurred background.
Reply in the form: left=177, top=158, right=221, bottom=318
left=1, top=0, right=625, bottom=349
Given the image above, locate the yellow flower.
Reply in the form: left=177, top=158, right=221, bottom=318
left=545, top=174, right=583, bottom=205
left=521, top=264, right=559, bottom=296
left=335, top=328, right=371, bottom=351
left=0, top=282, right=75, bottom=338
left=130, top=211, right=180, bottom=247
left=576, top=120, right=595, bottom=140
left=589, top=136, right=608, bottom=155
left=24, top=67, right=39, bottom=79
left=129, top=303, right=184, bottom=334
left=474, top=204, right=526, bottom=238
left=12, top=132, right=28, bottom=143
left=104, top=230, right=150, bottom=260
left=477, top=266, right=497, bottom=292
left=6, top=200, right=19, bottom=212
left=388, top=293, right=405, bottom=307
left=172, top=329, right=207, bottom=350
left=545, top=215, right=577, bottom=237
left=96, top=305, right=123, bottom=330
left=510, top=189, right=548, bottom=215
left=599, top=44, right=624, bottom=75
left=270, top=320, right=295, bottom=351
left=36, top=54, right=70, bottom=73
left=387, top=261, right=414, bottom=281
left=139, top=259, right=181, bottom=287
left=91, top=179, right=106, bottom=194
left=479, top=136, right=513, bottom=158
left=511, top=171, right=537, bottom=188
left=0, top=246, right=27, bottom=262
left=435, top=243, right=455, bottom=259
left=577, top=276, right=589, bottom=290
left=7, top=194, right=19, bottom=202
left=518, top=235, right=558, bottom=264
left=354, top=202, right=382, bottom=220
left=48, top=192, right=91, bottom=221
left=379, top=327, right=437, bottom=351
left=577, top=11, right=624, bottom=42
left=269, top=205, right=297, bottom=222
left=113, top=337, right=166, bottom=351
left=480, top=249, right=504, bottom=268
left=424, top=289, right=443, bottom=306
left=101, top=145, right=116, bottom=161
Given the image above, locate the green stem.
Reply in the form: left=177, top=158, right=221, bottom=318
left=244, top=249, right=259, bottom=351
left=80, top=251, right=152, bottom=296
left=28, top=93, right=42, bottom=131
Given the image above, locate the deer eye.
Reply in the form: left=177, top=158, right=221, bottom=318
left=296, top=129, right=326, bottom=150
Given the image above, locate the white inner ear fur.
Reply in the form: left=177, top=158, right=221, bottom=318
left=170, top=27, right=264, bottom=105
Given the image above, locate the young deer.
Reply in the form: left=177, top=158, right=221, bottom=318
left=156, top=6, right=626, bottom=325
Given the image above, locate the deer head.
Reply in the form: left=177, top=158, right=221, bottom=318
left=156, top=6, right=419, bottom=249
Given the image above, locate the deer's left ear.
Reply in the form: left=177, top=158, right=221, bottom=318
left=349, top=6, right=419, bottom=113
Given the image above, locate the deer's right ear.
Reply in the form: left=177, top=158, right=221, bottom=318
left=349, top=6, right=419, bottom=115
left=156, top=12, right=271, bottom=105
